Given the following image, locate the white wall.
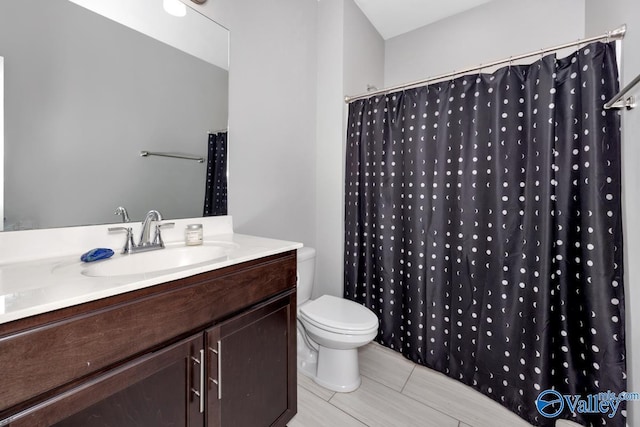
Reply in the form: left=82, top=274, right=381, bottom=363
left=315, top=0, right=345, bottom=298
left=384, top=0, right=585, bottom=87
left=314, top=0, right=384, bottom=298
left=585, top=3, right=640, bottom=426
left=189, top=0, right=381, bottom=297
left=188, top=0, right=318, bottom=246
left=343, top=0, right=384, bottom=97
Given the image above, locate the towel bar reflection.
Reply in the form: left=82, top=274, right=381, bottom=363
left=140, top=151, right=204, bottom=163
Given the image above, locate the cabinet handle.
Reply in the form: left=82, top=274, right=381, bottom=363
left=191, top=349, right=205, bottom=413
left=208, top=340, right=222, bottom=399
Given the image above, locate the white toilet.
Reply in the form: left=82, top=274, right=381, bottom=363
left=296, top=247, right=379, bottom=392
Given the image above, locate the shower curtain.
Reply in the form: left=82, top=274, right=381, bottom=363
left=203, top=131, right=228, bottom=216
left=344, top=42, right=625, bottom=427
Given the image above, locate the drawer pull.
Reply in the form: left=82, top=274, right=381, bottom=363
left=208, top=340, right=222, bottom=399
left=190, top=349, right=205, bottom=413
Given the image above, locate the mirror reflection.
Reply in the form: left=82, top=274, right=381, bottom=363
left=0, top=0, right=229, bottom=230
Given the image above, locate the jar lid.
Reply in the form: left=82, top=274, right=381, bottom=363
left=186, top=224, right=203, bottom=229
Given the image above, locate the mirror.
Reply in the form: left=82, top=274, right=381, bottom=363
left=0, top=0, right=229, bottom=230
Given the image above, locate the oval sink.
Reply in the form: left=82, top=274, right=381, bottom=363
left=82, top=244, right=229, bottom=277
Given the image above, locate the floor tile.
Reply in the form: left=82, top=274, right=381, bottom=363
left=329, top=376, right=458, bottom=427
left=402, top=364, right=533, bottom=427
left=555, top=421, right=583, bottom=427
left=298, top=371, right=336, bottom=401
left=359, top=342, right=416, bottom=392
left=289, top=386, right=366, bottom=427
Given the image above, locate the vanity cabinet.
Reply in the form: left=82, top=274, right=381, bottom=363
left=0, top=251, right=297, bottom=427
left=206, top=293, right=293, bottom=427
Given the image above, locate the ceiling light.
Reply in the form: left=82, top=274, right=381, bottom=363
left=163, top=0, right=187, bottom=17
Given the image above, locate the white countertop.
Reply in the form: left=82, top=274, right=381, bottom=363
left=0, top=216, right=302, bottom=325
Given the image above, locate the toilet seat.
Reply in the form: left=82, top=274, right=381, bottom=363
left=299, top=295, right=378, bottom=335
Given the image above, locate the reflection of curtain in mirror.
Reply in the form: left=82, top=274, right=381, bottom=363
left=203, top=132, right=227, bottom=216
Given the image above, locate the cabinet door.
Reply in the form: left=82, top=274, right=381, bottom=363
left=6, top=334, right=205, bottom=427
left=206, top=291, right=296, bottom=427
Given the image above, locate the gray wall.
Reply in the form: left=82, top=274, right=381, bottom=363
left=194, top=0, right=318, bottom=247
left=343, top=0, right=385, bottom=98
left=191, top=0, right=382, bottom=298
left=315, top=0, right=346, bottom=299
left=384, top=0, right=585, bottom=87
left=585, top=2, right=640, bottom=425
left=0, top=0, right=228, bottom=229
left=314, top=0, right=384, bottom=298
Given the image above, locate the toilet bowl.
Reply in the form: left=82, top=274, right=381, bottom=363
left=296, top=247, right=378, bottom=392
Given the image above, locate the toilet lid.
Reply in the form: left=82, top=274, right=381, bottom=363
left=299, top=295, right=378, bottom=334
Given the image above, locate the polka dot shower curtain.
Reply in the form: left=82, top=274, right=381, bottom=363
left=203, top=131, right=228, bottom=216
left=344, top=42, right=625, bottom=427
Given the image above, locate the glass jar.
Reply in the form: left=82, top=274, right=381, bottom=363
left=185, top=224, right=203, bottom=246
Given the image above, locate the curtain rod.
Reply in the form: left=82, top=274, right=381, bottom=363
left=345, top=24, right=627, bottom=104
left=604, top=71, right=639, bottom=109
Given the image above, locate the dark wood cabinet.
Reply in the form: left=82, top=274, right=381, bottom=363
left=8, top=334, right=204, bottom=427
left=0, top=251, right=297, bottom=427
left=207, top=293, right=296, bottom=427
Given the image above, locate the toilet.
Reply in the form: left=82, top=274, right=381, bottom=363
left=296, top=247, right=379, bottom=392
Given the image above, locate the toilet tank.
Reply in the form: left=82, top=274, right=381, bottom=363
left=296, top=247, right=316, bottom=305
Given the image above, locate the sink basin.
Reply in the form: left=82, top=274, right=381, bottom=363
left=81, top=244, right=230, bottom=277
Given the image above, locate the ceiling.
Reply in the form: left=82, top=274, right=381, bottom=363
left=353, top=0, right=495, bottom=40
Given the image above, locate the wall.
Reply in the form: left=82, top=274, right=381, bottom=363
left=586, top=2, right=640, bottom=426
left=314, top=0, right=384, bottom=298
left=1, top=0, right=227, bottom=229
left=315, top=0, right=345, bottom=298
left=343, top=0, right=385, bottom=98
left=384, top=0, right=585, bottom=87
left=190, top=0, right=381, bottom=297
left=189, top=0, right=318, bottom=247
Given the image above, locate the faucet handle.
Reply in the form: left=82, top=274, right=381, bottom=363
left=108, top=226, right=134, bottom=254
left=153, top=222, right=175, bottom=246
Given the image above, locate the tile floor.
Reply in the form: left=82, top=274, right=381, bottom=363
left=289, top=342, right=537, bottom=427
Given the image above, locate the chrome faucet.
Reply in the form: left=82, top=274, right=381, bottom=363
left=109, top=209, right=174, bottom=254
left=139, top=209, right=162, bottom=247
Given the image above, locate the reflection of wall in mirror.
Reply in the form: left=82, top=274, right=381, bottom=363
left=69, top=0, right=228, bottom=70
left=0, top=0, right=228, bottom=230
